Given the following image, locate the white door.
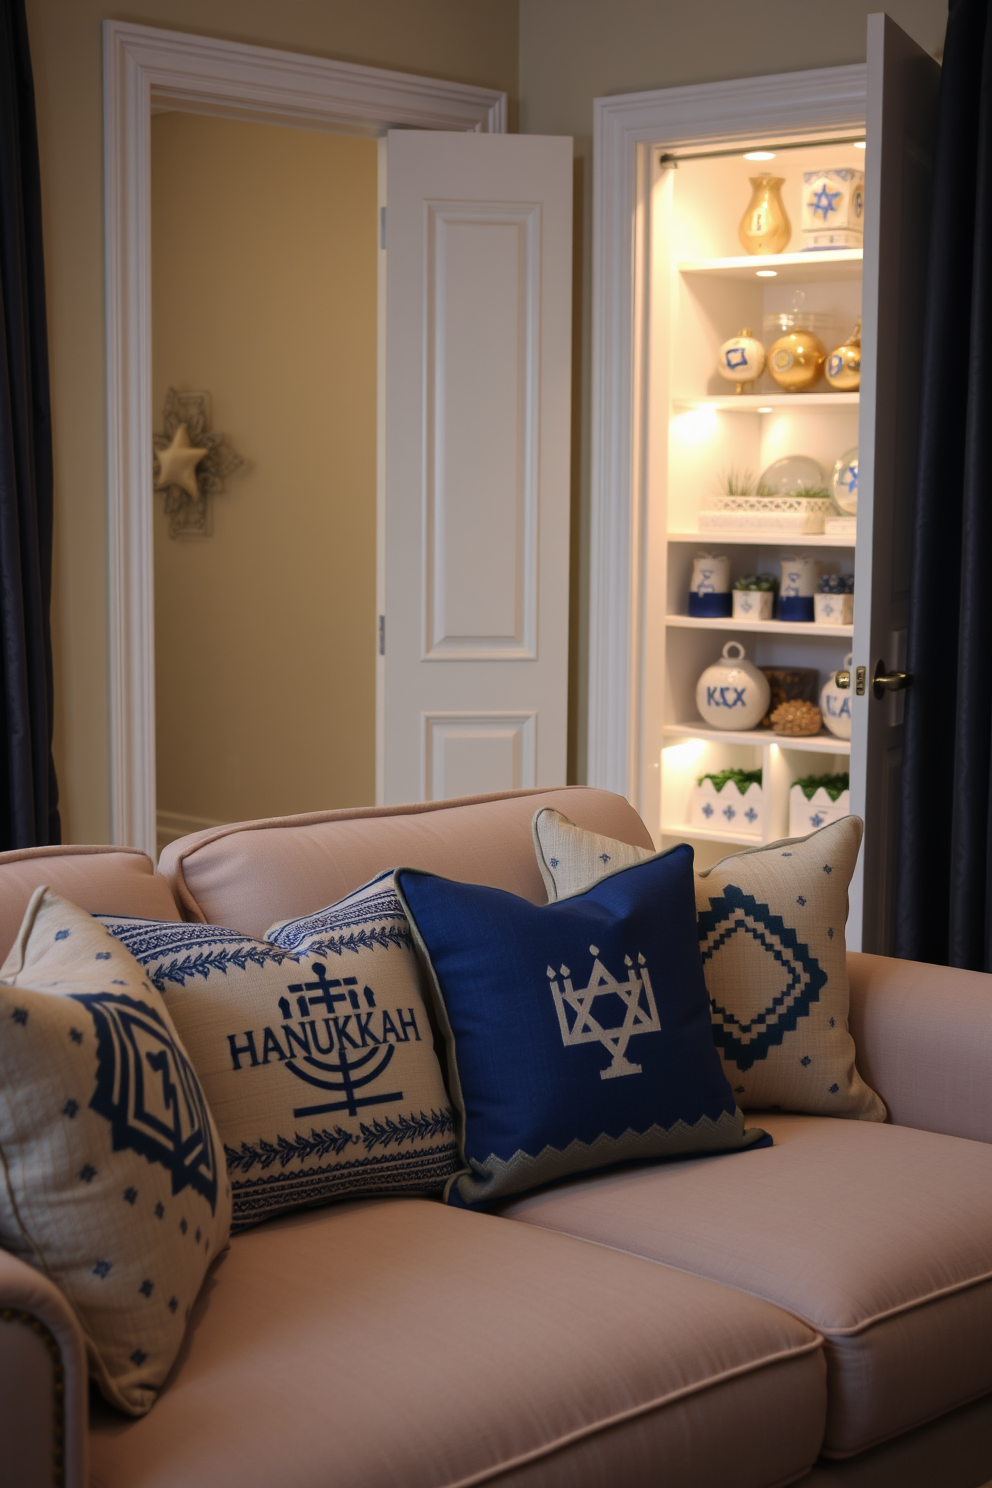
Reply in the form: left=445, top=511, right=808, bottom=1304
left=378, top=130, right=572, bottom=804
left=849, top=14, right=940, bottom=953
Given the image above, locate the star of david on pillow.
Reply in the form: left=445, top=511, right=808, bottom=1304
left=99, top=871, right=457, bottom=1232
left=0, top=889, right=231, bottom=1416
left=532, top=809, right=885, bottom=1122
left=395, top=848, right=768, bottom=1209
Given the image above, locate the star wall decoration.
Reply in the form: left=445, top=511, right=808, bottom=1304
left=153, top=388, right=244, bottom=537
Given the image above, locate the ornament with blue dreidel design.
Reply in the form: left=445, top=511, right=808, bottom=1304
left=696, top=641, right=771, bottom=731
left=820, top=652, right=854, bottom=740
left=716, top=328, right=766, bottom=394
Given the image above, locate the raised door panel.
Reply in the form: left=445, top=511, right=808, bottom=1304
left=381, top=131, right=571, bottom=804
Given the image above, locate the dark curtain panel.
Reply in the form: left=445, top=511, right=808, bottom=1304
left=0, top=0, right=59, bottom=849
left=896, top=0, right=992, bottom=969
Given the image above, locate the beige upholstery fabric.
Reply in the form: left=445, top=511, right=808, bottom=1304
left=0, top=892, right=231, bottom=1415
left=848, top=952, right=992, bottom=1144
left=500, top=1113, right=992, bottom=1457
left=0, top=846, right=179, bottom=964
left=89, top=1198, right=824, bottom=1488
left=160, top=787, right=652, bottom=935
left=0, top=1245, right=88, bottom=1488
left=802, top=1393, right=992, bottom=1487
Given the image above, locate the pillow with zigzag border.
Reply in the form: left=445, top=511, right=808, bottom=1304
left=97, top=871, right=456, bottom=1231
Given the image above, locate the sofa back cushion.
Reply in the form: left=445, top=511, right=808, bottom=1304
left=0, top=847, right=180, bottom=963
left=159, top=788, right=651, bottom=934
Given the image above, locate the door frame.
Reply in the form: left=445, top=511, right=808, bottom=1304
left=104, top=19, right=505, bottom=857
left=586, top=65, right=868, bottom=831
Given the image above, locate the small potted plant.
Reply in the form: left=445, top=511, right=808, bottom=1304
left=814, top=573, right=855, bottom=625
left=690, top=766, right=763, bottom=836
left=732, top=573, right=779, bottom=621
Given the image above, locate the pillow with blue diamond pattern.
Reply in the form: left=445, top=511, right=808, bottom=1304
left=0, top=888, right=231, bottom=1416
left=533, top=810, right=885, bottom=1121
left=97, top=870, right=457, bottom=1233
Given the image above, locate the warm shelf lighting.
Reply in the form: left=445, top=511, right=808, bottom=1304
left=744, top=150, right=776, bottom=161
left=854, top=140, right=867, bottom=149
left=756, top=269, right=777, bottom=277
left=757, top=406, right=774, bottom=413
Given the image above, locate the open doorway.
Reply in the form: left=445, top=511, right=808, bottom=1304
left=151, top=114, right=377, bottom=851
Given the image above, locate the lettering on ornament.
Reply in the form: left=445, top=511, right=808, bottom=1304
left=706, top=685, right=748, bottom=709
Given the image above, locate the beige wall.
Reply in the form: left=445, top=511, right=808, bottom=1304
left=25, top=0, right=518, bottom=844
left=517, top=0, right=948, bottom=782
left=152, top=115, right=376, bottom=838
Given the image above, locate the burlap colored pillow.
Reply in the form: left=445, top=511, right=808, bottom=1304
left=533, top=809, right=885, bottom=1121
left=99, top=871, right=457, bottom=1232
left=0, top=890, right=231, bottom=1416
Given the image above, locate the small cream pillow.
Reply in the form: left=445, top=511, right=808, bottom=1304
left=533, top=809, right=885, bottom=1122
left=0, top=890, right=231, bottom=1415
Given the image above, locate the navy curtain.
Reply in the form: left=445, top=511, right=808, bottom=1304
left=0, top=0, right=59, bottom=849
left=896, top=0, right=992, bottom=969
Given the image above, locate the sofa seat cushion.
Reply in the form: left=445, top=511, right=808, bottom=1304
left=89, top=1198, right=825, bottom=1488
left=499, top=1114, right=992, bottom=1458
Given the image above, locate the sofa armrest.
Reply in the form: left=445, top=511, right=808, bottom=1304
left=847, top=952, right=992, bottom=1143
left=0, top=1248, right=88, bottom=1488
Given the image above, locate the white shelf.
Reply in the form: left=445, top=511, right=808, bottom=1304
left=672, top=393, right=859, bottom=411
left=660, top=822, right=762, bottom=847
left=665, top=722, right=850, bottom=755
left=668, top=530, right=856, bottom=548
left=678, top=249, right=863, bottom=283
left=667, top=614, right=853, bottom=639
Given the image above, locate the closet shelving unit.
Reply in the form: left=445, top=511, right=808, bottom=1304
left=654, top=145, right=866, bottom=865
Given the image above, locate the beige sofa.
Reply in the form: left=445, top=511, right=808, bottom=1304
left=1, top=786, right=990, bottom=1488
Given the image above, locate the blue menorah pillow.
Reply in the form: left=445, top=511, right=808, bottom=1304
left=97, top=871, right=457, bottom=1231
left=394, top=848, right=767, bottom=1208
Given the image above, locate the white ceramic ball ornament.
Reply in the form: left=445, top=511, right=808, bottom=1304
left=821, top=652, right=854, bottom=740
left=716, top=328, right=766, bottom=392
left=696, top=642, right=771, bottom=731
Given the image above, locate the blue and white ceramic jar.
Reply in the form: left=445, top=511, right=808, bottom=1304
left=696, top=641, right=771, bottom=731
left=779, top=555, right=822, bottom=622
left=688, top=552, right=732, bottom=618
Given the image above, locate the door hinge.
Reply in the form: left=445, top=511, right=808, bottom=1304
left=379, top=206, right=386, bottom=250
left=378, top=615, right=385, bottom=656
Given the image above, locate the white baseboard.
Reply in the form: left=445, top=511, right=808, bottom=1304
left=156, top=809, right=224, bottom=856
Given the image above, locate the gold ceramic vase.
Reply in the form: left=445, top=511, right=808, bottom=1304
left=738, top=175, right=791, bottom=256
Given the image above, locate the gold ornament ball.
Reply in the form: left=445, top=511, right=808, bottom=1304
left=767, top=330, right=827, bottom=392
left=771, top=699, right=823, bottom=736
left=825, top=319, right=862, bottom=391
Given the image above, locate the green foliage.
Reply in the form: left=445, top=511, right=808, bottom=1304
left=733, top=573, right=779, bottom=591
left=793, top=484, right=831, bottom=499
left=697, top=767, right=762, bottom=794
left=793, top=772, right=850, bottom=802
left=716, top=467, right=756, bottom=497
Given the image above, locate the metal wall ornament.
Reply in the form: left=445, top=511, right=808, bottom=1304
left=153, top=388, right=244, bottom=537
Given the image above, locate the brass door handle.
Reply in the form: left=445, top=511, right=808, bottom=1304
left=872, top=661, right=912, bottom=699
left=835, top=670, right=851, bottom=689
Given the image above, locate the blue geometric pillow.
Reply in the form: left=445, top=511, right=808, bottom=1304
left=97, top=872, right=457, bottom=1230
left=394, top=846, right=767, bottom=1208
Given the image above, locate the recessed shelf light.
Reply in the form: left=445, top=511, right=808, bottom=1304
left=756, top=269, right=777, bottom=277
left=854, top=140, right=867, bottom=149
left=744, top=150, right=776, bottom=161
left=757, top=406, right=774, bottom=413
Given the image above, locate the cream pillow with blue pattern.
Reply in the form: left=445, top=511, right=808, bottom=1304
left=0, top=889, right=231, bottom=1416
left=533, top=810, right=885, bottom=1121
left=98, top=871, right=456, bottom=1232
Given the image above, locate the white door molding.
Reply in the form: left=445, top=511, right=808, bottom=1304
left=588, top=65, right=867, bottom=822
left=104, top=19, right=506, bottom=857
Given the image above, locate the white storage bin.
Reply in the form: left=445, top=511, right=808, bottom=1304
left=788, top=784, right=851, bottom=838
left=691, top=779, right=763, bottom=836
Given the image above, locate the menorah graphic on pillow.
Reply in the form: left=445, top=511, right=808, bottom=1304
left=547, top=947, right=661, bottom=1079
